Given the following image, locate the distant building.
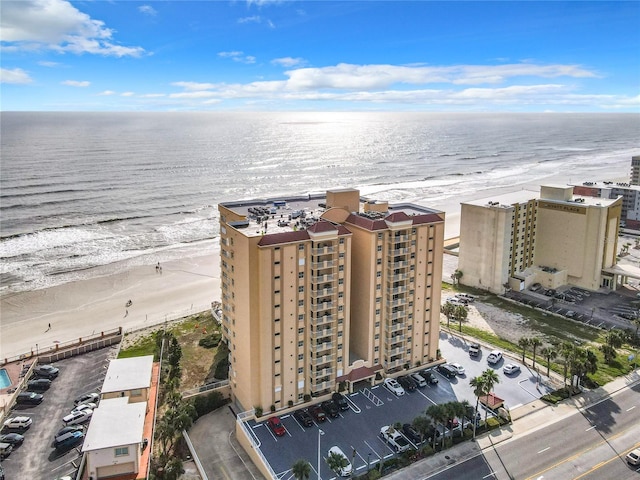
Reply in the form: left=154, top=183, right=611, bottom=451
left=218, top=188, right=445, bottom=411
left=630, top=155, right=640, bottom=185
left=573, top=181, right=640, bottom=230
left=458, top=185, right=622, bottom=293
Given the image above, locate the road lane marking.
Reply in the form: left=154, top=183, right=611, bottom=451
left=626, top=405, right=636, bottom=411
left=537, top=447, right=550, bottom=454
left=585, top=425, right=596, bottom=431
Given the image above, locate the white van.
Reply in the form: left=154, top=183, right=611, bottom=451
left=455, top=293, right=476, bottom=303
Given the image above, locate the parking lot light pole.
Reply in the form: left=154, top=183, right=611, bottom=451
left=317, top=428, right=324, bottom=480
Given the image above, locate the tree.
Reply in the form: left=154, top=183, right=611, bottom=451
left=518, top=337, right=531, bottom=364
left=412, top=415, right=434, bottom=445
left=480, top=369, right=500, bottom=423
left=559, top=342, right=575, bottom=390
left=291, top=459, right=311, bottom=480
left=453, top=305, right=469, bottom=332
left=540, top=345, right=557, bottom=378
left=426, top=403, right=448, bottom=451
left=600, top=344, right=617, bottom=364
left=457, top=399, right=471, bottom=433
left=530, top=337, right=542, bottom=368
left=469, top=375, right=489, bottom=439
left=163, top=458, right=185, bottom=480
left=453, top=269, right=463, bottom=286
left=327, top=451, right=349, bottom=475
left=440, top=302, right=455, bottom=329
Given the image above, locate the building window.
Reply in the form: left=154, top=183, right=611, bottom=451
left=131, top=389, right=142, bottom=397
left=298, top=354, right=304, bottom=360
left=376, top=271, right=381, bottom=277
left=275, top=261, right=280, bottom=265
left=377, top=258, right=382, bottom=265
left=298, top=272, right=304, bottom=278
left=377, top=245, right=382, bottom=252
left=275, top=290, right=280, bottom=294
left=298, top=286, right=304, bottom=293
left=115, top=447, right=129, bottom=457
left=298, top=327, right=304, bottom=334
left=298, top=300, right=304, bottom=306
left=298, top=341, right=304, bottom=347
left=275, top=276, right=280, bottom=280
left=298, top=367, right=303, bottom=374
left=339, top=265, right=344, bottom=271
left=298, top=314, right=304, bottom=321
left=299, top=244, right=304, bottom=250
left=378, top=233, right=383, bottom=240
left=340, top=238, right=344, bottom=244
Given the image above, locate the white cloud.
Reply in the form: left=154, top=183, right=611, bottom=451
left=238, top=16, right=261, bottom=24
left=38, top=60, right=61, bottom=67
left=98, top=90, right=116, bottom=96
left=218, top=51, right=256, bottom=64
left=121, top=92, right=135, bottom=97
left=169, top=91, right=218, bottom=99
left=138, top=5, right=157, bottom=16
left=0, top=67, right=33, bottom=84
left=218, top=51, right=243, bottom=58
left=172, top=81, right=218, bottom=91
left=62, top=79, right=90, bottom=87
left=2, top=0, right=145, bottom=57
left=139, top=93, right=166, bottom=98
left=272, top=57, right=306, bottom=68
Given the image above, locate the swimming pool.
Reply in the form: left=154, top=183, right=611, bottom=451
left=0, top=368, right=11, bottom=389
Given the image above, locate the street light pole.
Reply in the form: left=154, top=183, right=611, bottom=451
left=317, top=428, right=324, bottom=480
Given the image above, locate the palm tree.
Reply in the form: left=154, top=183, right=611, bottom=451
left=560, top=342, right=575, bottom=390
left=540, top=345, right=557, bottom=378
left=454, top=305, right=469, bottom=332
left=457, top=399, right=471, bottom=433
left=412, top=415, right=434, bottom=446
left=469, top=375, right=489, bottom=439
left=327, top=451, right=349, bottom=476
left=426, top=403, right=448, bottom=451
left=480, top=369, right=500, bottom=423
left=530, top=337, right=542, bottom=368
left=518, top=336, right=531, bottom=364
left=453, top=269, right=463, bottom=285
left=291, top=459, right=311, bottom=480
left=441, top=303, right=455, bottom=329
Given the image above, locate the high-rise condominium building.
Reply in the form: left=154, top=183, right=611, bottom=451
left=218, top=188, right=444, bottom=411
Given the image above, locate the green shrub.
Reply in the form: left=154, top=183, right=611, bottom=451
left=214, top=358, right=229, bottom=379
left=198, top=332, right=222, bottom=349
left=191, top=391, right=228, bottom=419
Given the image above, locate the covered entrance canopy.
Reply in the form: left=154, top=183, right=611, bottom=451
left=602, top=263, right=640, bottom=289
left=337, top=365, right=383, bottom=393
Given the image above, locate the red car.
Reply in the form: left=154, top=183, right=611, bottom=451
left=267, top=416, right=286, bottom=436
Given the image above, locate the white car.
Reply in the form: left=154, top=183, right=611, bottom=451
left=328, top=446, right=353, bottom=477
left=74, top=392, right=100, bottom=406
left=456, top=293, right=476, bottom=303
left=62, top=409, right=93, bottom=426
left=449, top=363, right=465, bottom=375
left=71, top=402, right=97, bottom=414
left=2, top=416, right=32, bottom=430
left=410, top=373, right=427, bottom=388
left=503, top=364, right=521, bottom=375
left=446, top=298, right=467, bottom=307
left=487, top=350, right=503, bottom=365
left=383, top=378, right=405, bottom=396
left=627, top=448, right=640, bottom=466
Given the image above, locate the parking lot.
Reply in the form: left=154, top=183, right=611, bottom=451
left=243, top=331, right=554, bottom=479
left=1, top=347, right=114, bottom=479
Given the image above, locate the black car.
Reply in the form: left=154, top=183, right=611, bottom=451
left=332, top=392, right=349, bottom=411
left=33, top=364, right=59, bottom=379
left=420, top=370, right=439, bottom=384
left=16, top=392, right=44, bottom=405
left=437, top=364, right=457, bottom=379
left=309, top=405, right=326, bottom=423
left=293, top=409, right=314, bottom=427
left=27, top=378, right=52, bottom=391
left=402, top=423, right=422, bottom=444
left=0, top=433, right=24, bottom=446
left=321, top=400, right=339, bottom=418
left=55, top=431, right=84, bottom=450
left=55, top=425, right=84, bottom=441
left=398, top=375, right=417, bottom=392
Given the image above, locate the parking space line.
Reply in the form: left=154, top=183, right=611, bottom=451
left=364, top=440, right=382, bottom=459
left=417, top=389, right=436, bottom=405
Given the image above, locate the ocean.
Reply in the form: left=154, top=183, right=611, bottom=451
left=1, top=111, right=638, bottom=294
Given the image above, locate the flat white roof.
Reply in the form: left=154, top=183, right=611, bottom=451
left=82, top=398, right=146, bottom=451
left=462, top=189, right=539, bottom=208
left=101, top=355, right=153, bottom=394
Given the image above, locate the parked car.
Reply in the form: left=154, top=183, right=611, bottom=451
left=55, top=431, right=84, bottom=450
left=16, top=391, right=43, bottom=405
left=402, top=423, right=422, bottom=444
left=328, top=446, right=353, bottom=477
left=410, top=373, right=427, bottom=388
left=446, top=417, right=461, bottom=431
left=420, top=370, right=439, bottom=385
left=383, top=378, right=406, bottom=396
left=71, top=402, right=97, bottom=414
left=74, top=392, right=100, bottom=406
left=0, top=433, right=24, bottom=446
left=293, top=409, right=314, bottom=427
left=449, top=363, right=465, bottom=375
left=33, top=364, right=59, bottom=379
left=437, top=364, right=458, bottom=379
left=2, top=416, right=32, bottom=431
left=487, top=350, right=503, bottom=365
left=27, top=378, right=52, bottom=391
left=0, top=443, right=13, bottom=460
left=380, top=425, right=411, bottom=452
left=55, top=425, right=84, bottom=441
left=446, top=298, right=467, bottom=307
left=266, top=416, right=286, bottom=437
left=468, top=343, right=481, bottom=357
left=332, top=392, right=349, bottom=411
left=62, top=409, right=93, bottom=426
left=398, top=375, right=417, bottom=392
left=456, top=293, right=476, bottom=303
left=627, top=448, right=640, bottom=466
left=321, top=400, right=339, bottom=418
left=309, top=404, right=326, bottom=423
left=503, top=364, right=521, bottom=375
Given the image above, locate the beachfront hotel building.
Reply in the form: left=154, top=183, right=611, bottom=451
left=218, top=189, right=445, bottom=411
left=458, top=185, right=622, bottom=294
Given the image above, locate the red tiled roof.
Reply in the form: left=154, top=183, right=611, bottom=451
left=345, top=214, right=388, bottom=231
left=257, top=230, right=310, bottom=246
left=385, top=211, right=411, bottom=223
left=411, top=213, right=444, bottom=225
left=336, top=364, right=383, bottom=383
left=307, top=220, right=338, bottom=233
left=479, top=392, right=504, bottom=409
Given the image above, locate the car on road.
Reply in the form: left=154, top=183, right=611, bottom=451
left=410, top=373, right=427, bottom=388
left=626, top=448, right=640, bottom=466
left=71, top=402, right=97, bottom=414
left=266, top=416, right=286, bottom=437
left=328, top=446, right=353, bottom=477
left=54, top=431, right=84, bottom=450
left=16, top=391, right=44, bottom=405
left=309, top=404, right=326, bottom=423
left=402, top=423, right=422, bottom=444
left=437, top=364, right=458, bottom=379
left=74, top=392, right=100, bottom=406
left=26, top=378, right=52, bottom=391
left=503, top=364, right=521, bottom=375
left=2, top=416, right=32, bottom=432
left=321, top=400, right=339, bottom=418
left=380, top=425, right=411, bottom=452
left=62, top=410, right=93, bottom=426
left=33, top=364, right=59, bottom=379
left=0, top=433, right=24, bottom=446
left=398, top=375, right=417, bottom=392
left=449, top=363, right=465, bottom=375
left=293, top=409, right=314, bottom=427
left=383, top=378, right=405, bottom=396
left=420, top=370, right=439, bottom=384
left=332, top=392, right=349, bottom=411
left=487, top=350, right=503, bottom=365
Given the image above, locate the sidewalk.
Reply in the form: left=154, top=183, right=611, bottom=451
left=385, top=368, right=640, bottom=479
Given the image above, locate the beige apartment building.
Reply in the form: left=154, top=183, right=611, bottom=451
left=218, top=189, right=444, bottom=412
left=458, top=185, right=622, bottom=294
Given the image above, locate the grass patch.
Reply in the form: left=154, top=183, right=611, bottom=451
left=118, top=334, right=157, bottom=359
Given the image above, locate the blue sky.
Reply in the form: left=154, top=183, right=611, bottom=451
left=1, top=1, right=639, bottom=112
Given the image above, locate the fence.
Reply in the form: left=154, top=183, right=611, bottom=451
left=182, top=379, right=230, bottom=399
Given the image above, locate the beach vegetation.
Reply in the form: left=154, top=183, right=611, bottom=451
left=191, top=391, right=228, bottom=420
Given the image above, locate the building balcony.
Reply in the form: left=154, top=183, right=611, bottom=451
left=310, top=380, right=336, bottom=392
left=312, top=273, right=335, bottom=283
left=385, top=359, right=405, bottom=369
left=311, top=301, right=334, bottom=312
left=387, top=346, right=405, bottom=356
left=312, top=246, right=335, bottom=256
left=311, top=287, right=334, bottom=298
left=389, top=260, right=409, bottom=268
left=389, top=271, right=409, bottom=281
left=388, top=247, right=410, bottom=256
left=385, top=322, right=406, bottom=333
left=312, top=354, right=334, bottom=366
left=314, top=342, right=334, bottom=355
left=312, top=260, right=335, bottom=269
left=389, top=297, right=408, bottom=307
left=312, top=328, right=334, bottom=340
left=391, top=234, right=410, bottom=242
left=387, top=334, right=405, bottom=344
left=386, top=285, right=408, bottom=295
left=313, top=314, right=334, bottom=326
left=386, top=310, right=407, bottom=321
left=313, top=367, right=334, bottom=378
